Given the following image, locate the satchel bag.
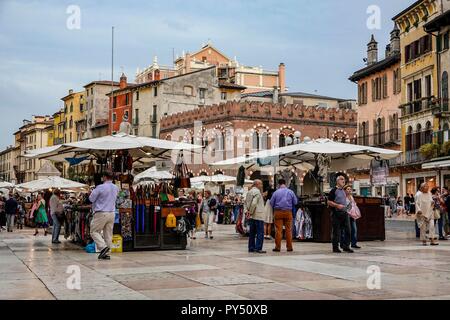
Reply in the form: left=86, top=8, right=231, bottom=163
left=434, top=209, right=441, bottom=220
left=348, top=199, right=361, bottom=220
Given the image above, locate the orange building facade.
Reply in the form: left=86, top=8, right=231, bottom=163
left=108, top=73, right=136, bottom=134
left=135, top=42, right=285, bottom=94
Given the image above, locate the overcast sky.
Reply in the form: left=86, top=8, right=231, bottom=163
left=0, top=0, right=413, bottom=149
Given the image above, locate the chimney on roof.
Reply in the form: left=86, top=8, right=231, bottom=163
left=69, top=89, right=73, bottom=94
left=390, top=23, right=400, bottom=54
left=367, top=34, right=378, bottom=65
left=119, top=73, right=127, bottom=89
left=278, top=63, right=286, bottom=93
left=273, top=87, right=279, bottom=104
left=185, top=52, right=191, bottom=74
left=385, top=44, right=391, bottom=58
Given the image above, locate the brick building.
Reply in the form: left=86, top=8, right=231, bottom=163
left=159, top=101, right=357, bottom=178
left=107, top=73, right=137, bottom=134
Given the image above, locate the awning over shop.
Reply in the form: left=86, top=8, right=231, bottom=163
left=422, top=158, right=450, bottom=169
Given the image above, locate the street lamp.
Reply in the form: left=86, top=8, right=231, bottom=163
left=294, top=131, right=301, bottom=144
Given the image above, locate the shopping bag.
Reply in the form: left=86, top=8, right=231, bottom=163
left=195, top=213, right=201, bottom=230
left=84, top=242, right=97, bottom=253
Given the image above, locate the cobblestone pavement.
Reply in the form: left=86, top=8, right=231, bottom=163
left=1, top=221, right=450, bottom=300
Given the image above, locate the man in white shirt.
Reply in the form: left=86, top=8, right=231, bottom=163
left=89, top=172, right=119, bottom=260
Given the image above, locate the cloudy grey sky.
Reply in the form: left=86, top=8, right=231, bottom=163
left=0, top=0, right=413, bottom=149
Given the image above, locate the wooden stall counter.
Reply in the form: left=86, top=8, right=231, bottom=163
left=305, top=196, right=385, bottom=243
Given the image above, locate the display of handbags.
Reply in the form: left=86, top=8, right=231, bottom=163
left=172, top=154, right=191, bottom=189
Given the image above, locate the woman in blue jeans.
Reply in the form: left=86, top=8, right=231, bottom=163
left=341, top=185, right=361, bottom=249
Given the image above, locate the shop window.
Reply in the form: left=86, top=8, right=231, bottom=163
left=406, top=178, right=416, bottom=195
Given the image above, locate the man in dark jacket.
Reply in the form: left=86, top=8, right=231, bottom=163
left=5, top=193, right=18, bottom=232
left=327, top=176, right=353, bottom=253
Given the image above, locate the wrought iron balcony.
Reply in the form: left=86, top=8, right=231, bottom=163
left=404, top=149, right=425, bottom=164
left=357, top=129, right=401, bottom=147
left=400, top=96, right=436, bottom=117
left=431, top=98, right=450, bottom=117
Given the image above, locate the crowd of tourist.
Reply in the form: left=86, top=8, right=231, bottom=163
left=2, top=176, right=450, bottom=257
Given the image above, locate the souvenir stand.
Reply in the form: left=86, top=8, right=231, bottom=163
left=24, top=133, right=202, bottom=252
left=15, top=176, right=90, bottom=236
left=211, top=139, right=400, bottom=243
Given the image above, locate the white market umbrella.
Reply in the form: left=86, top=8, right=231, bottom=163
left=191, top=174, right=237, bottom=184
left=16, top=176, right=89, bottom=193
left=133, top=166, right=174, bottom=184
left=211, top=139, right=400, bottom=171
left=23, top=133, right=203, bottom=161
left=0, top=181, right=14, bottom=188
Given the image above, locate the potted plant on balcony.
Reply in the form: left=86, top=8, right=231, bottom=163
left=442, top=141, right=450, bottom=156
left=419, top=143, right=440, bottom=160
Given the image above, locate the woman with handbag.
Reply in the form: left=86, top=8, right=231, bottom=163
left=343, top=185, right=362, bottom=249
left=33, top=194, right=49, bottom=236
left=431, top=187, right=447, bottom=241
left=416, top=183, right=438, bottom=246
left=50, top=190, right=64, bottom=244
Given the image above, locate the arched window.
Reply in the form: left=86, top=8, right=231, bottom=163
left=279, top=134, right=286, bottom=147
left=406, top=126, right=413, bottom=151
left=376, top=118, right=382, bottom=145
left=425, top=121, right=433, bottom=144
left=443, top=71, right=449, bottom=111
left=361, top=122, right=368, bottom=145
left=252, top=132, right=259, bottom=151
left=415, top=123, right=422, bottom=150
left=214, top=129, right=225, bottom=161
left=444, top=123, right=450, bottom=143
left=215, top=132, right=224, bottom=151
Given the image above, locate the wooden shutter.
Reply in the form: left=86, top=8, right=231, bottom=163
left=383, top=74, right=388, bottom=98
left=372, top=79, right=376, bottom=102
left=378, top=77, right=382, bottom=100
left=358, top=85, right=362, bottom=105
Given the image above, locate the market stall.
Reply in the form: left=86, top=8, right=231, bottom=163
left=15, top=176, right=90, bottom=231
left=24, top=133, right=202, bottom=251
left=212, top=138, right=400, bottom=242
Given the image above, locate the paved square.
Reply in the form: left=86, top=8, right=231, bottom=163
left=0, top=219, right=449, bottom=300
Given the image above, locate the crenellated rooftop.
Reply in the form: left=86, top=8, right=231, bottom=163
left=160, top=101, right=357, bottom=131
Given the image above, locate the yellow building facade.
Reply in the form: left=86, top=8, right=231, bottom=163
left=393, top=0, right=446, bottom=195
left=61, top=89, right=85, bottom=143
left=53, top=109, right=65, bottom=145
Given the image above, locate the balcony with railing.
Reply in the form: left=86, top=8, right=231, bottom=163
left=399, top=96, right=438, bottom=118
left=431, top=98, right=450, bottom=117
left=405, top=149, right=425, bottom=164
left=357, top=128, right=401, bottom=147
